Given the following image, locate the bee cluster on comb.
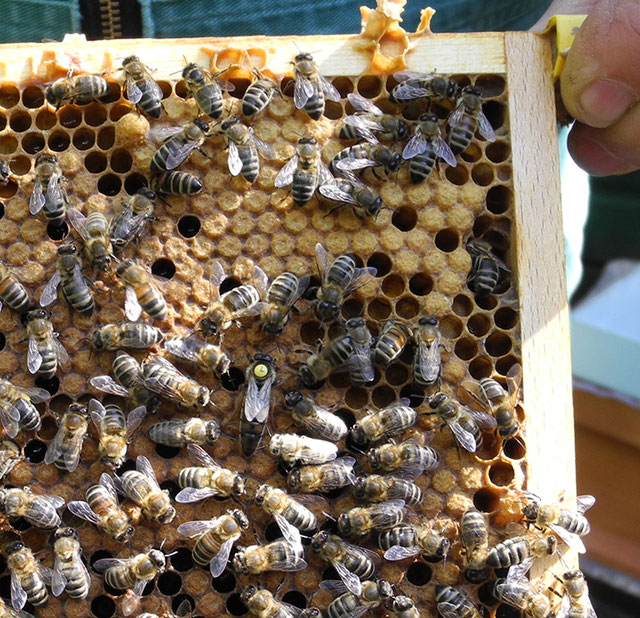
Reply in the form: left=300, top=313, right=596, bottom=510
left=0, top=7, right=592, bottom=618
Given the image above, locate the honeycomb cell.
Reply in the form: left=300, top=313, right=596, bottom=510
left=434, top=228, right=459, bottom=252
left=486, top=140, right=510, bottom=163
left=406, top=561, right=432, bottom=586
left=460, top=142, right=482, bottom=163
left=331, top=76, right=353, bottom=97
left=475, top=294, right=497, bottom=310
left=345, top=386, right=368, bottom=409
left=454, top=337, right=477, bottom=361
left=84, top=102, right=108, bottom=126
left=152, top=258, right=176, bottom=279
left=85, top=152, right=108, bottom=173
left=471, top=163, right=494, bottom=186
left=444, top=165, right=469, bottom=185
left=48, top=130, right=70, bottom=151
left=59, top=106, right=82, bottom=128
left=494, top=306, right=518, bottom=330
left=24, top=439, right=47, bottom=463
left=367, top=252, right=392, bottom=277
left=395, top=296, right=419, bottom=319
left=22, top=85, right=44, bottom=108
left=0, top=181, right=16, bottom=198
left=110, top=148, right=133, bottom=173
left=496, top=355, right=519, bottom=376
left=381, top=274, right=404, bottom=297
left=467, top=313, right=490, bottom=336
left=385, top=364, right=408, bottom=386
left=324, top=101, right=344, bottom=119
left=489, top=461, right=515, bottom=487
left=485, top=331, right=512, bottom=357
left=91, top=595, right=115, bottom=618
left=486, top=184, right=513, bottom=214
left=476, top=74, right=506, bottom=97
left=97, top=173, right=122, bottom=195
left=0, top=135, right=18, bottom=154
left=0, top=83, right=19, bottom=107
left=473, top=487, right=500, bottom=513
left=469, top=356, right=493, bottom=380
left=72, top=128, right=95, bottom=150
left=124, top=173, right=147, bottom=195
left=409, top=273, right=433, bottom=296
left=371, top=385, right=395, bottom=407
left=483, top=100, right=505, bottom=130
left=178, top=215, right=201, bottom=238
left=391, top=206, right=417, bottom=231
left=9, top=110, right=31, bottom=132
left=439, top=315, right=463, bottom=339
left=158, top=571, right=182, bottom=595
left=452, top=294, right=473, bottom=317
left=97, top=126, right=115, bottom=149
left=503, top=438, right=526, bottom=460
left=357, top=75, right=383, bottom=98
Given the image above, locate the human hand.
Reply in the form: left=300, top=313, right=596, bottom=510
left=533, top=0, right=640, bottom=176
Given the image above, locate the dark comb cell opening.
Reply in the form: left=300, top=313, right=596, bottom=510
left=496, top=604, right=522, bottom=618
left=124, top=173, right=148, bottom=195
left=478, top=582, right=499, bottom=606
left=0, top=181, right=16, bottom=198
left=73, top=128, right=96, bottom=150
left=219, top=277, right=241, bottom=294
left=444, top=164, right=469, bottom=185
left=469, top=356, right=493, bottom=380
left=91, top=595, right=116, bottom=618
left=341, top=298, right=364, bottom=319
left=371, top=385, right=396, bottom=408
left=142, top=580, right=155, bottom=596
left=173, top=594, right=195, bottom=614
left=454, top=337, right=477, bottom=361
left=280, top=76, right=294, bottom=98
left=0, top=574, right=9, bottom=597
left=324, top=101, right=344, bottom=120
left=483, top=100, right=505, bottom=130
left=227, top=78, right=251, bottom=99
left=386, top=364, right=408, bottom=386
left=156, top=80, right=172, bottom=99
left=391, top=206, right=417, bottom=232
left=399, top=385, right=425, bottom=409
left=0, top=84, right=19, bottom=108
left=101, top=80, right=121, bottom=103
left=472, top=163, right=495, bottom=186
left=439, top=315, right=463, bottom=339
left=409, top=273, right=432, bottom=296
left=460, top=142, right=482, bottom=163
left=496, top=355, right=519, bottom=376
left=152, top=258, right=176, bottom=279
left=160, top=480, right=180, bottom=499
left=329, top=372, right=353, bottom=390
left=21, top=133, right=44, bottom=154
left=282, top=591, right=307, bottom=609
left=226, top=592, right=248, bottom=615
left=109, top=103, right=134, bottom=122
left=111, top=148, right=133, bottom=173
left=22, top=85, right=44, bottom=108
left=435, top=228, right=459, bottom=252
left=116, top=458, right=136, bottom=474
left=406, top=561, right=432, bottom=586
left=155, top=443, right=181, bottom=459
left=84, top=102, right=107, bottom=126
left=367, top=252, right=391, bottom=277
left=170, top=548, right=193, bottom=572
left=0, top=135, right=17, bottom=155
left=334, top=407, right=356, bottom=428
left=0, top=112, right=4, bottom=132
left=221, top=366, right=245, bottom=391
left=475, top=435, right=502, bottom=461
left=10, top=155, right=31, bottom=176
left=98, top=173, right=122, bottom=196
left=475, top=75, right=506, bottom=97
left=358, top=75, right=382, bottom=98
left=0, top=204, right=3, bottom=219
left=331, top=76, right=353, bottom=97
left=24, top=439, right=47, bottom=463
left=265, top=521, right=282, bottom=542
left=300, top=321, right=324, bottom=345
left=10, top=517, right=30, bottom=531
left=97, top=126, right=116, bottom=149
left=85, top=151, right=108, bottom=173
left=503, top=438, right=526, bottom=459
left=467, top=314, right=491, bottom=336
left=486, top=331, right=512, bottom=357
left=382, top=274, right=404, bottom=297
left=395, top=296, right=419, bottom=319
left=59, top=106, right=82, bottom=128
left=9, top=110, right=31, bottom=132
left=90, top=550, right=113, bottom=572
left=158, top=571, right=182, bottom=595
left=452, top=294, right=473, bottom=317
left=35, top=375, right=59, bottom=396
left=212, top=570, right=236, bottom=593
left=486, top=141, right=510, bottom=163
left=473, top=487, right=500, bottom=512
left=47, top=221, right=68, bottom=241
left=174, top=80, right=188, bottom=98
left=322, top=566, right=339, bottom=581
left=494, top=307, right=518, bottom=330
left=489, top=461, right=515, bottom=487
left=178, top=215, right=201, bottom=238
left=345, top=387, right=368, bottom=409
left=475, top=294, right=498, bottom=310
left=486, top=185, right=512, bottom=215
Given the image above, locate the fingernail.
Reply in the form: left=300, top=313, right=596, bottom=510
left=578, top=79, right=635, bottom=127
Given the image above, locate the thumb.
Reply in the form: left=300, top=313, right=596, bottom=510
left=561, top=0, right=640, bottom=128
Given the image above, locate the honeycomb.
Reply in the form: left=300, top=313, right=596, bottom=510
left=0, top=16, right=543, bottom=618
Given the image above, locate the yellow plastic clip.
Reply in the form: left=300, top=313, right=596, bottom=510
left=543, top=14, right=587, bottom=79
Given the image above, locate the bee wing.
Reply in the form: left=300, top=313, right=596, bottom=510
left=124, top=285, right=143, bottom=322
left=44, top=424, right=66, bottom=465
left=447, top=420, right=479, bottom=453
left=39, top=270, right=61, bottom=307
left=54, top=338, right=69, bottom=367
left=227, top=140, right=243, bottom=176
left=402, top=132, right=427, bottom=159
left=10, top=569, right=28, bottom=610
left=111, top=474, right=127, bottom=497
left=448, top=101, right=465, bottom=128
left=551, top=525, right=587, bottom=554
left=333, top=562, right=362, bottom=596
left=177, top=518, right=218, bottom=537
left=164, top=337, right=200, bottom=363
left=136, top=455, right=161, bottom=488
left=164, top=140, right=199, bottom=171
left=336, top=157, right=377, bottom=172
left=393, top=70, right=431, bottom=82
left=294, top=75, right=314, bottom=108
left=175, top=486, right=222, bottom=503
left=27, top=336, right=43, bottom=373
left=507, top=558, right=533, bottom=581
left=556, top=593, right=571, bottom=618
left=315, top=242, right=331, bottom=282
left=90, top=375, right=130, bottom=398
left=150, top=125, right=184, bottom=143
left=318, top=183, right=355, bottom=204
left=215, top=78, right=235, bottom=92
left=275, top=514, right=302, bottom=547
left=384, top=545, right=421, bottom=561
left=343, top=116, right=382, bottom=144
left=344, top=266, right=377, bottom=295
left=318, top=160, right=335, bottom=186
left=99, top=472, right=120, bottom=500
left=463, top=406, right=497, bottom=430
left=576, top=494, right=596, bottom=513
left=93, top=557, right=130, bottom=573
left=252, top=264, right=269, bottom=298
left=417, top=337, right=441, bottom=383
left=126, top=78, right=143, bottom=104
left=51, top=555, right=67, bottom=596
left=187, top=443, right=220, bottom=468
left=0, top=402, right=20, bottom=438
left=88, top=398, right=106, bottom=430
left=18, top=386, right=52, bottom=404
left=66, top=208, right=90, bottom=242
left=438, top=602, right=472, bottom=618
left=345, top=350, right=375, bottom=383
left=274, top=155, right=299, bottom=188
left=125, top=406, right=147, bottom=437
left=319, top=579, right=347, bottom=593
left=392, top=84, right=432, bottom=100
left=210, top=537, right=236, bottom=577
left=67, top=500, right=101, bottom=525
left=477, top=111, right=496, bottom=142
left=320, top=75, right=341, bottom=102
left=29, top=182, right=46, bottom=214
left=122, top=586, right=144, bottom=616
left=250, top=133, right=276, bottom=160
left=244, top=371, right=274, bottom=423
left=433, top=135, right=458, bottom=167
left=346, top=93, right=382, bottom=115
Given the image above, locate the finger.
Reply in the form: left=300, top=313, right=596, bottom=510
left=530, top=0, right=599, bottom=32
left=561, top=0, right=640, bottom=128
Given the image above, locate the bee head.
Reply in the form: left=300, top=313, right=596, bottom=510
left=418, top=316, right=437, bottom=327
left=298, top=137, right=317, bottom=145
left=199, top=317, right=217, bottom=337
left=428, top=393, right=446, bottom=409
left=68, top=402, right=88, bottom=416
left=116, top=260, right=133, bottom=277
left=55, top=527, right=78, bottom=540
left=461, top=86, right=481, bottom=97
left=464, top=566, right=489, bottom=584
left=5, top=541, right=24, bottom=555
left=0, top=490, right=7, bottom=510
left=315, top=301, right=339, bottom=322
left=157, top=505, right=176, bottom=524
left=254, top=484, right=269, bottom=505
left=148, top=549, right=166, bottom=569
left=122, top=55, right=139, bottom=66
left=205, top=421, right=221, bottom=443
left=367, top=196, right=383, bottom=217
left=136, top=187, right=157, bottom=200
left=182, top=63, right=200, bottom=79
left=345, top=317, right=365, bottom=330
left=45, top=85, right=59, bottom=105
left=353, top=476, right=367, bottom=498
left=232, top=474, right=246, bottom=500
left=90, top=329, right=105, bottom=350
left=193, top=118, right=210, bottom=134
left=240, top=585, right=256, bottom=604
left=283, top=390, right=303, bottom=409
left=232, top=547, right=248, bottom=574
left=294, top=52, right=313, bottom=62
left=196, top=387, right=211, bottom=408
left=57, top=244, right=77, bottom=256
left=286, top=469, right=300, bottom=489
left=394, top=120, right=411, bottom=141
left=230, top=509, right=250, bottom=529
left=299, top=366, right=321, bottom=389
left=26, top=308, right=48, bottom=322
left=522, top=500, right=539, bottom=522
left=263, top=321, right=285, bottom=335
left=368, top=448, right=381, bottom=469
left=221, top=117, right=239, bottom=131
left=336, top=513, right=351, bottom=536
left=115, top=526, right=135, bottom=542
left=35, top=153, right=57, bottom=166
left=349, top=423, right=367, bottom=447
left=268, top=436, right=282, bottom=456
left=310, top=530, right=329, bottom=551
left=377, top=580, right=394, bottom=599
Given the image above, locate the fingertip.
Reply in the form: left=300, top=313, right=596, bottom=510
left=567, top=123, right=635, bottom=176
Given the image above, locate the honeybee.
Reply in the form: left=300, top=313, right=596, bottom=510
left=0, top=486, right=64, bottom=528
left=143, top=355, right=211, bottom=408
left=389, top=71, right=459, bottom=103
left=493, top=560, right=551, bottom=618
left=350, top=399, right=416, bottom=447
left=116, top=260, right=168, bottom=322
left=379, top=521, right=450, bottom=563
left=29, top=153, right=68, bottom=232
left=150, top=118, right=210, bottom=172
left=332, top=143, right=403, bottom=177
left=242, top=71, right=279, bottom=117
left=298, top=334, right=353, bottom=389
left=259, top=272, right=310, bottom=335
left=232, top=538, right=307, bottom=575
left=343, top=317, right=375, bottom=386
left=427, top=393, right=496, bottom=453
left=435, top=585, right=482, bottom=618
left=200, top=260, right=267, bottom=338
left=109, top=188, right=156, bottom=251
left=353, top=475, right=422, bottom=506
left=367, top=439, right=440, bottom=478
left=241, top=585, right=314, bottom=618
left=89, top=398, right=146, bottom=468
left=448, top=86, right=496, bottom=155
left=283, top=390, right=348, bottom=441
left=314, top=243, right=377, bottom=323
left=412, top=316, right=442, bottom=388
left=67, top=473, right=134, bottom=542
left=292, top=52, right=341, bottom=120
left=0, top=159, right=12, bottom=185
left=51, top=527, right=90, bottom=600
left=0, top=263, right=31, bottom=314
left=90, top=350, right=160, bottom=414
left=67, top=209, right=113, bottom=272
left=0, top=596, right=36, bottom=617
left=269, top=433, right=337, bottom=465
left=254, top=484, right=318, bottom=536
left=319, top=177, right=383, bottom=219
left=219, top=116, right=275, bottom=183
left=522, top=493, right=595, bottom=554
left=149, top=416, right=220, bottom=447
left=45, top=69, right=109, bottom=108
left=386, top=594, right=419, bottom=618
left=402, top=113, right=458, bottom=183
left=113, top=455, right=176, bottom=524
left=337, top=500, right=406, bottom=537
left=5, top=542, right=52, bottom=610
left=0, top=440, right=21, bottom=482
left=555, top=569, right=596, bottom=618
left=177, top=444, right=245, bottom=502
left=341, top=93, right=410, bottom=142
left=311, top=531, right=379, bottom=595
left=240, top=353, right=276, bottom=456
left=324, top=579, right=394, bottom=618
left=44, top=402, right=89, bottom=472
left=466, top=239, right=511, bottom=297
left=287, top=456, right=356, bottom=493
left=40, top=244, right=95, bottom=316
left=182, top=62, right=232, bottom=119
left=178, top=509, right=249, bottom=576
left=459, top=508, right=490, bottom=583
left=0, top=378, right=49, bottom=437
left=94, top=549, right=167, bottom=616
left=90, top=322, right=163, bottom=351
left=121, top=55, right=164, bottom=118
left=150, top=171, right=203, bottom=195
left=275, top=138, right=333, bottom=207
left=373, top=320, right=410, bottom=366
left=486, top=531, right=557, bottom=569
left=164, top=334, right=230, bottom=376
